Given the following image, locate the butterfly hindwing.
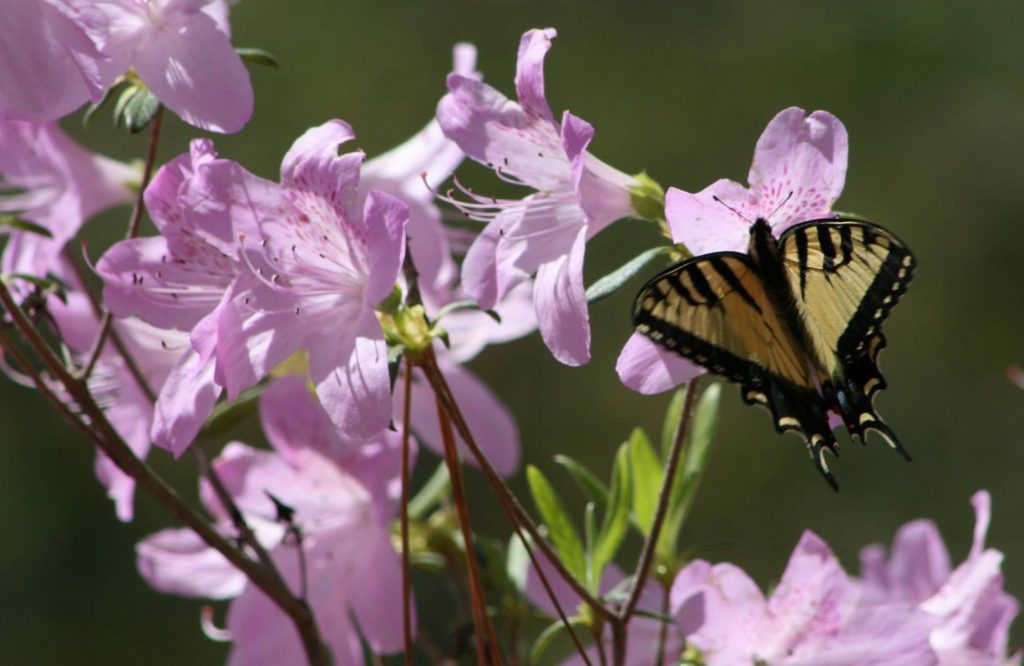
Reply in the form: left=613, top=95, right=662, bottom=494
left=778, top=219, right=915, bottom=455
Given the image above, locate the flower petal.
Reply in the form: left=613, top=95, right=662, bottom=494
left=132, top=10, right=253, bottom=133
left=151, top=346, right=222, bottom=458
left=313, top=320, right=392, bottom=439
left=748, top=107, right=848, bottom=233
left=280, top=119, right=362, bottom=200
left=533, top=226, right=590, bottom=366
left=347, top=526, right=414, bottom=653
left=361, top=190, right=408, bottom=307
left=665, top=182, right=752, bottom=255
left=514, top=28, right=558, bottom=124
left=137, top=528, right=246, bottom=599
left=460, top=217, right=503, bottom=309
left=860, top=519, right=951, bottom=604
left=260, top=376, right=351, bottom=463
left=616, top=332, right=705, bottom=394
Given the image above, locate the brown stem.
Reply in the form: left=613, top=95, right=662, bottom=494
left=653, top=583, right=670, bottom=666
left=79, top=106, right=163, bottom=383
left=400, top=356, right=415, bottom=666
left=416, top=347, right=616, bottom=624
left=610, top=622, right=627, bottom=666
left=0, top=280, right=331, bottom=666
left=617, top=379, right=700, bottom=621
left=435, top=394, right=503, bottom=666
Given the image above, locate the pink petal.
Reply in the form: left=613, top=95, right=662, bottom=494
left=314, top=321, right=392, bottom=439
left=748, top=107, right=848, bottom=233
left=361, top=190, right=408, bottom=307
left=616, top=332, right=705, bottom=394
left=452, top=42, right=479, bottom=78
left=0, top=0, right=103, bottom=122
left=407, top=358, right=520, bottom=477
left=441, top=280, right=537, bottom=363
left=513, top=28, right=558, bottom=124
left=151, top=346, right=222, bottom=458
left=215, top=305, right=307, bottom=400
left=260, top=376, right=351, bottom=463
left=524, top=546, right=585, bottom=619
left=137, top=528, right=246, bottom=599
left=130, top=10, right=251, bottom=133
left=970, top=490, right=992, bottom=559
left=97, top=374, right=153, bottom=522
left=280, top=119, right=362, bottom=199
left=347, top=526, right=414, bottom=653
left=460, top=217, right=502, bottom=309
left=533, top=226, right=590, bottom=366
left=862, top=520, right=951, bottom=604
left=665, top=182, right=752, bottom=255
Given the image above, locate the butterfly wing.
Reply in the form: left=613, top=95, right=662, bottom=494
left=778, top=218, right=915, bottom=454
left=633, top=253, right=841, bottom=486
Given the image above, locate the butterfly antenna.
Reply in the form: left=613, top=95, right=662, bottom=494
left=712, top=195, right=753, bottom=224
left=766, top=191, right=795, bottom=222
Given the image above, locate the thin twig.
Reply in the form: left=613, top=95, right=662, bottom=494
left=417, top=347, right=616, bottom=623
left=79, top=106, right=164, bottom=383
left=618, top=378, right=699, bottom=624
left=400, top=356, right=415, bottom=666
left=435, top=394, right=503, bottom=666
left=653, top=583, right=670, bottom=666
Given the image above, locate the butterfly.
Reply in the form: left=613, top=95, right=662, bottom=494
left=633, top=216, right=916, bottom=490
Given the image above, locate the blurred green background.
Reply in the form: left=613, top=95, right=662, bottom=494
left=2, top=1, right=1023, bottom=663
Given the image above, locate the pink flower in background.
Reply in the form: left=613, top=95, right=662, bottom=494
left=0, top=120, right=135, bottom=283
left=205, top=120, right=408, bottom=439
left=45, top=288, right=183, bottom=521
left=137, top=377, right=409, bottom=665
left=97, top=138, right=243, bottom=455
left=617, top=107, right=849, bottom=394
left=670, top=491, right=1019, bottom=666
left=0, top=0, right=107, bottom=122
left=361, top=42, right=479, bottom=298
left=0, top=1, right=251, bottom=131
left=437, top=28, right=639, bottom=366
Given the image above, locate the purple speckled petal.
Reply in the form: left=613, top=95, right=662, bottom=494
left=665, top=182, right=752, bottom=255
left=513, top=28, right=558, bottom=124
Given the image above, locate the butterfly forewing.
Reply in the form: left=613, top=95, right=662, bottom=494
left=633, top=253, right=811, bottom=389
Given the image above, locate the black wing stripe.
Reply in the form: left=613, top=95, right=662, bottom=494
left=685, top=264, right=720, bottom=305
left=817, top=224, right=837, bottom=269
left=837, top=225, right=853, bottom=269
left=709, top=257, right=762, bottom=314
left=795, top=228, right=809, bottom=297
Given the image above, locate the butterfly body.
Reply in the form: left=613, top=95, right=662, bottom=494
left=633, top=217, right=915, bottom=489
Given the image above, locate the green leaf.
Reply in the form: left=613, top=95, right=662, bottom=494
left=629, top=427, right=663, bottom=535
left=526, top=465, right=586, bottom=583
left=200, top=383, right=267, bottom=440
left=656, top=383, right=722, bottom=564
left=585, top=245, right=673, bottom=304
left=0, top=215, right=52, bottom=238
left=408, top=463, right=450, bottom=520
left=83, top=79, right=130, bottom=127
left=592, top=444, right=631, bottom=586
left=115, top=84, right=161, bottom=134
left=553, top=454, right=609, bottom=509
left=661, top=386, right=688, bottom=460
left=583, top=501, right=597, bottom=589
left=236, top=47, right=280, bottom=68
left=529, top=616, right=589, bottom=665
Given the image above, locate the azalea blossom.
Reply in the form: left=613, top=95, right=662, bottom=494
left=437, top=27, right=640, bottom=366
left=97, top=138, right=242, bottom=456
left=200, top=120, right=408, bottom=440
left=617, top=106, right=849, bottom=393
left=0, top=0, right=251, bottom=132
left=670, top=491, right=1019, bottom=666
left=0, top=120, right=136, bottom=284
left=137, top=377, right=409, bottom=665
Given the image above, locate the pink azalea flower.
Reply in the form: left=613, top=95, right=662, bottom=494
left=437, top=28, right=640, bottom=366
left=97, top=138, right=242, bottom=456
left=617, top=106, right=849, bottom=393
left=0, top=0, right=107, bottom=122
left=671, top=492, right=1019, bottom=666
left=0, top=120, right=135, bottom=283
left=209, top=120, right=408, bottom=440
left=361, top=42, right=478, bottom=298
left=524, top=549, right=683, bottom=665
left=94, top=0, right=253, bottom=133
left=137, top=377, right=409, bottom=665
